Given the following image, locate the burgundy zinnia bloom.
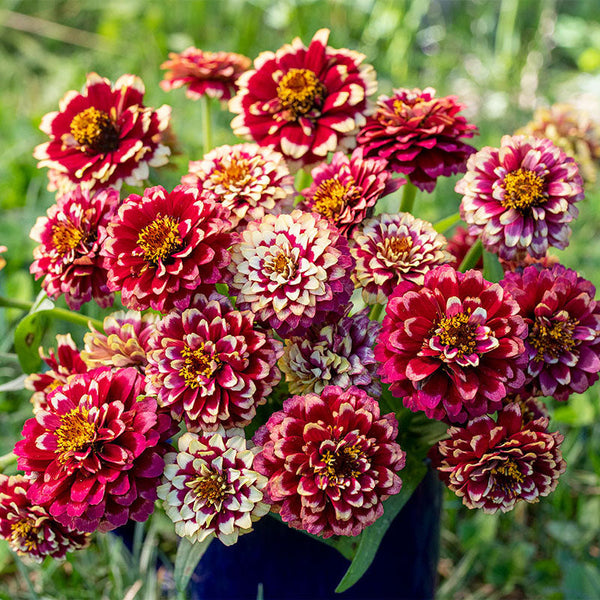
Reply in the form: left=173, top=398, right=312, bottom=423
left=357, top=87, right=477, bottom=192
left=375, top=265, right=527, bottom=423
left=15, top=367, right=173, bottom=533
left=33, top=73, right=170, bottom=193
left=253, top=385, right=405, bottom=538
left=102, top=184, right=235, bottom=313
left=299, top=147, right=403, bottom=235
left=230, top=29, right=377, bottom=169
left=430, top=403, right=565, bottom=513
left=501, top=264, right=600, bottom=401
left=457, top=135, right=584, bottom=261
left=229, top=210, right=355, bottom=337
left=0, top=475, right=90, bottom=562
left=30, top=185, right=119, bottom=310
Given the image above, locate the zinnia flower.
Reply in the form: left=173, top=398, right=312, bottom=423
left=101, top=184, right=235, bottom=313
left=357, top=87, right=477, bottom=192
left=30, top=185, right=119, bottom=310
left=182, top=143, right=295, bottom=229
left=15, top=367, right=174, bottom=533
left=161, top=47, right=251, bottom=102
left=430, top=403, right=565, bottom=513
left=146, top=293, right=283, bottom=432
left=33, top=72, right=171, bottom=193
left=352, top=212, right=452, bottom=305
left=0, top=475, right=90, bottom=561
left=375, top=265, right=527, bottom=423
left=230, top=29, right=377, bottom=169
left=298, top=147, right=403, bottom=235
left=279, top=307, right=381, bottom=396
left=501, top=264, right=600, bottom=401
left=457, top=135, right=584, bottom=261
left=229, top=210, right=354, bottom=337
left=253, top=385, right=405, bottom=538
left=158, top=428, right=269, bottom=546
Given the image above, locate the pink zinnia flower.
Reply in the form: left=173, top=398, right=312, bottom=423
left=230, top=29, right=377, bottom=169
left=33, top=73, right=171, bottom=193
left=161, top=47, right=251, bottom=102
left=457, top=135, right=584, bottom=261
left=298, top=147, right=402, bottom=235
left=501, top=264, right=600, bottom=401
left=182, top=143, right=295, bottom=230
left=375, top=265, right=527, bottom=423
left=229, top=210, right=355, bottom=337
left=357, top=87, right=477, bottom=192
left=30, top=185, right=119, bottom=310
left=430, top=403, right=565, bottom=513
left=15, top=367, right=174, bottom=533
left=253, top=385, right=405, bottom=538
left=146, top=293, right=283, bottom=432
left=101, top=184, right=235, bottom=313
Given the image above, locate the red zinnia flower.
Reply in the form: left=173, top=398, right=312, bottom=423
left=230, top=29, right=377, bottom=169
left=253, top=385, right=405, bottom=538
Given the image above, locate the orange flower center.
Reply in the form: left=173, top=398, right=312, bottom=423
left=11, top=519, right=38, bottom=550
left=70, top=107, right=119, bottom=153
left=212, top=158, right=252, bottom=190
left=491, top=459, right=524, bottom=497
left=179, top=343, right=221, bottom=388
left=502, top=169, right=545, bottom=210
left=265, top=251, right=297, bottom=280
left=137, top=215, right=183, bottom=265
left=529, top=317, right=578, bottom=362
left=392, top=95, right=425, bottom=116
left=320, top=444, right=364, bottom=486
left=379, top=235, right=413, bottom=260
left=436, top=312, right=476, bottom=357
left=187, top=468, right=227, bottom=506
left=56, top=407, right=95, bottom=459
left=277, top=68, right=325, bottom=120
left=52, top=222, right=85, bottom=255
left=312, top=178, right=361, bottom=222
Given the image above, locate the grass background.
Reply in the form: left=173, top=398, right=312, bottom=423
left=1, top=0, right=600, bottom=598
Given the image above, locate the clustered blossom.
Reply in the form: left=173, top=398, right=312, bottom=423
left=229, top=210, right=354, bottom=337
left=352, top=212, right=452, bottom=305
left=102, top=184, right=235, bottom=313
left=430, top=403, right=566, bottom=513
left=457, top=135, right=584, bottom=261
left=182, top=143, right=295, bottom=229
left=30, top=186, right=119, bottom=310
left=0, top=475, right=90, bottom=561
left=357, top=87, right=477, bottom=192
left=501, top=264, right=600, bottom=401
left=161, top=47, right=251, bottom=102
left=279, top=308, right=381, bottom=396
left=158, top=428, right=269, bottom=546
left=33, top=72, right=170, bottom=193
left=376, top=265, right=527, bottom=423
left=230, top=28, right=377, bottom=168
left=146, top=294, right=283, bottom=432
left=254, top=385, right=405, bottom=538
left=299, top=147, right=403, bottom=235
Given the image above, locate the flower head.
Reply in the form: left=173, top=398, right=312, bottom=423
left=357, top=87, right=477, bottom=192
left=457, top=135, right=584, bottom=261
left=101, top=184, right=235, bottom=313
left=229, top=210, right=355, bottom=337
left=253, top=385, right=405, bottom=538
left=501, top=264, right=600, bottom=401
left=158, top=428, right=269, bottom=546
left=30, top=186, right=119, bottom=309
left=430, top=403, right=565, bottom=513
left=146, top=293, right=283, bottom=432
left=230, top=29, right=377, bottom=169
left=375, top=265, right=527, bottom=423
left=33, top=73, right=170, bottom=193
left=182, top=143, right=295, bottom=230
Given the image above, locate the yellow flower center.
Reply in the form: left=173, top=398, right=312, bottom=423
left=187, top=468, right=227, bottom=507
left=11, top=519, right=38, bottom=550
left=312, top=178, right=361, bottom=222
left=277, top=68, right=325, bottom=120
left=491, top=459, right=524, bottom=497
left=51, top=222, right=85, bottom=255
left=265, top=251, right=297, bottom=280
left=212, top=158, right=252, bottom=190
left=179, top=343, right=221, bottom=388
left=70, top=107, right=119, bottom=153
left=320, top=444, right=364, bottom=486
left=379, top=235, right=413, bottom=260
left=56, top=407, right=95, bottom=459
left=392, top=96, right=425, bottom=116
left=137, top=215, right=183, bottom=265
left=502, top=169, right=546, bottom=210
left=529, top=318, right=578, bottom=362
left=437, top=312, right=476, bottom=357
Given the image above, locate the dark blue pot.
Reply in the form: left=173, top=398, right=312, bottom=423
left=189, top=465, right=442, bottom=600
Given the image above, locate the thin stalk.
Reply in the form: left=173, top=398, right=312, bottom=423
left=433, top=212, right=461, bottom=234
left=458, top=239, right=483, bottom=272
left=399, top=181, right=417, bottom=213
left=14, top=554, right=40, bottom=600
left=0, top=296, right=32, bottom=311
left=201, top=95, right=212, bottom=154
left=369, top=303, right=384, bottom=322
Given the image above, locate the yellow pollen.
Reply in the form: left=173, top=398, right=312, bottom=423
left=137, top=215, right=183, bottom=265
left=52, top=222, right=85, bottom=255
left=392, top=96, right=424, bottom=116
left=70, top=107, right=119, bottom=153
left=320, top=444, right=363, bottom=486
left=530, top=318, right=578, bottom=362
left=11, top=519, right=37, bottom=550
left=437, top=312, right=476, bottom=357
left=502, top=169, right=546, bottom=210
left=380, top=235, right=413, bottom=259
left=277, top=68, right=325, bottom=120
left=312, top=178, right=360, bottom=222
left=492, top=459, right=524, bottom=497
left=179, top=343, right=221, bottom=389
left=186, top=469, right=227, bottom=506
left=213, top=158, right=252, bottom=190
left=56, top=407, right=95, bottom=458
left=265, top=251, right=297, bottom=280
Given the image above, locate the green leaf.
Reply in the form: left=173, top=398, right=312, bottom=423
left=482, top=249, right=504, bottom=283
left=174, top=536, right=212, bottom=594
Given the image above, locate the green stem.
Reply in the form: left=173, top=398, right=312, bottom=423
left=0, top=452, right=17, bottom=472
left=458, top=239, right=483, bottom=272
left=369, top=303, right=384, bottom=322
left=14, top=554, right=39, bottom=600
left=201, top=95, right=212, bottom=154
left=399, top=181, right=417, bottom=213
left=0, top=296, right=32, bottom=311
left=433, top=212, right=461, bottom=234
